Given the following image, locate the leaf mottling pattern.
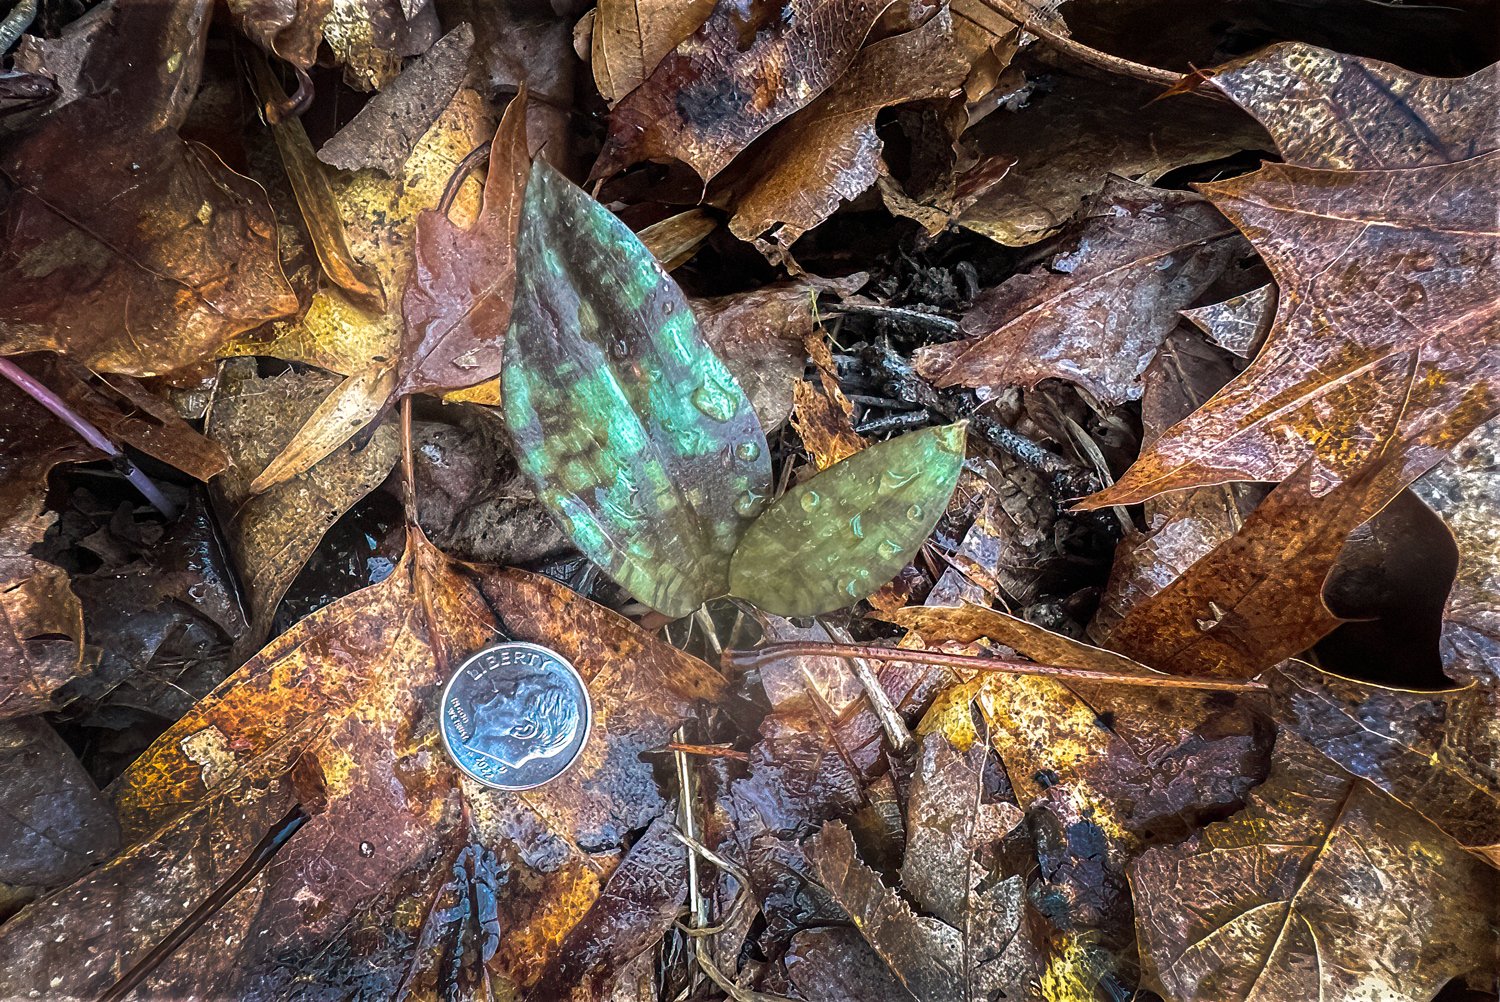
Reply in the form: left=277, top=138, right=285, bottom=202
left=504, top=161, right=769, bottom=617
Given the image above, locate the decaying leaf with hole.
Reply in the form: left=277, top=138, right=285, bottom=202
left=504, top=161, right=770, bottom=618
left=730, top=424, right=967, bottom=617
left=0, top=0, right=297, bottom=375
left=0, top=529, right=721, bottom=997
left=1131, top=736, right=1497, bottom=1002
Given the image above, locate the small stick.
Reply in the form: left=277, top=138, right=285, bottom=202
left=977, top=0, right=1210, bottom=96
left=100, top=803, right=310, bottom=1002
left=399, top=395, right=417, bottom=527
left=725, top=641, right=1268, bottom=693
left=823, top=619, right=914, bottom=755
left=0, top=356, right=178, bottom=519
left=667, top=742, right=750, bottom=762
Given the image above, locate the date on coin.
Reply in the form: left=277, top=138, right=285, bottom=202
left=439, top=642, right=592, bottom=791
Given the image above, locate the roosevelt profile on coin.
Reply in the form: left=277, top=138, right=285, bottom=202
left=440, top=641, right=592, bottom=790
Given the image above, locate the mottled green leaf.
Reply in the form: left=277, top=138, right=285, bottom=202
left=503, top=161, right=771, bottom=618
left=730, top=424, right=966, bottom=617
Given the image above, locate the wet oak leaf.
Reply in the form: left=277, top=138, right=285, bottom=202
left=1270, top=417, right=1500, bottom=865
left=1131, top=737, right=1497, bottom=1002
left=591, top=0, right=898, bottom=183
left=1087, top=44, right=1500, bottom=507
left=726, top=7, right=971, bottom=259
left=1203, top=42, right=1499, bottom=172
left=398, top=90, right=529, bottom=397
left=504, top=161, right=770, bottom=618
left=0, top=531, right=721, bottom=998
left=0, top=0, right=298, bottom=376
left=729, top=423, right=966, bottom=617
left=917, top=181, right=1245, bottom=406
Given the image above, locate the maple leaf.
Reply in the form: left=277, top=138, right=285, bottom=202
left=0, top=0, right=297, bottom=376
left=0, top=529, right=721, bottom=997
left=591, top=0, right=897, bottom=183
left=1086, top=45, right=1500, bottom=506
left=916, top=180, right=1246, bottom=405
left=1131, top=736, right=1497, bottom=1002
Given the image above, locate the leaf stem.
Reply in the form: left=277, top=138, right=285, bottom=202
left=99, top=803, right=309, bottom=1002
left=724, top=641, right=1268, bottom=692
left=0, top=355, right=178, bottom=519
left=400, top=394, right=417, bottom=528
left=977, top=0, right=1221, bottom=98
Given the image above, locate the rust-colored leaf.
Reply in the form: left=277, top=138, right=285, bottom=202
left=0, top=530, right=721, bottom=997
left=591, top=0, right=897, bottom=183
left=1131, top=736, right=1497, bottom=1002
left=726, top=8, right=971, bottom=259
left=0, top=0, right=297, bottom=376
left=398, top=90, right=530, bottom=397
left=917, top=181, right=1245, bottom=406
left=1271, top=416, right=1500, bottom=865
left=1087, top=46, right=1500, bottom=507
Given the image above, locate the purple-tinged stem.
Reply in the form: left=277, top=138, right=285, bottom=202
left=724, top=641, right=1268, bottom=693
left=0, top=356, right=179, bottom=519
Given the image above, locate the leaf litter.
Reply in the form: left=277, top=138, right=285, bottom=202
left=0, top=3, right=1496, bottom=1001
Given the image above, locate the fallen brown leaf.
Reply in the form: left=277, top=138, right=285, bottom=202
left=207, top=360, right=399, bottom=650
left=589, top=0, right=716, bottom=105
left=726, top=7, right=971, bottom=260
left=0, top=0, right=297, bottom=375
left=1131, top=736, right=1497, bottom=1002
left=591, top=0, right=897, bottom=183
left=917, top=180, right=1245, bottom=405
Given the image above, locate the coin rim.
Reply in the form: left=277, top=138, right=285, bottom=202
left=438, top=641, right=594, bottom=792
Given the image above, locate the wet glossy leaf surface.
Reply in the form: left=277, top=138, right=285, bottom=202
left=505, top=161, right=770, bottom=617
left=730, top=423, right=966, bottom=616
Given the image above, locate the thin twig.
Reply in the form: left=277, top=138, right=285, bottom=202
left=100, top=803, right=310, bottom=1002
left=0, top=356, right=178, bottom=518
left=821, top=619, right=914, bottom=754
left=726, top=641, right=1268, bottom=692
left=666, top=741, right=750, bottom=762
left=977, top=0, right=1205, bottom=95
left=399, top=395, right=417, bottom=528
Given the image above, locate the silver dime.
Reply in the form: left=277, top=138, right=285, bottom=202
left=439, top=642, right=591, bottom=791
